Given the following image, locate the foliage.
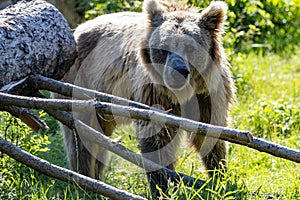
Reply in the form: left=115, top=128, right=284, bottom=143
left=229, top=0, right=300, bottom=54
left=77, top=0, right=300, bottom=54
left=189, top=0, right=300, bottom=54
left=77, top=0, right=143, bottom=19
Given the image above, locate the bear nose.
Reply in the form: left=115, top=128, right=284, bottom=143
left=175, top=67, right=190, bottom=79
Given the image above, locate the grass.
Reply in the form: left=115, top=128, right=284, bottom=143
left=227, top=51, right=300, bottom=199
left=0, top=49, right=300, bottom=199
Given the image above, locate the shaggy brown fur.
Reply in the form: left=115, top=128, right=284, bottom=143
left=55, top=0, right=235, bottom=197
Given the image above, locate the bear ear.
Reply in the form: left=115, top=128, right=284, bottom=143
left=200, top=1, right=228, bottom=32
left=143, top=0, right=165, bottom=25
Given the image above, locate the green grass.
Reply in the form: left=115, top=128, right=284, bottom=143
left=0, top=49, right=300, bottom=199
left=227, top=51, right=300, bottom=199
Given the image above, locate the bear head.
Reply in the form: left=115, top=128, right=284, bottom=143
left=140, top=0, right=228, bottom=103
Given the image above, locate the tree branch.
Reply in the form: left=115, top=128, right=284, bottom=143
left=0, top=137, right=147, bottom=200
left=0, top=104, right=48, bottom=132
left=29, top=74, right=159, bottom=110
left=0, top=92, right=299, bottom=163
left=0, top=77, right=48, bottom=131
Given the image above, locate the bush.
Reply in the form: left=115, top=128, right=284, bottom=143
left=190, top=0, right=300, bottom=54
left=227, top=0, right=300, bottom=54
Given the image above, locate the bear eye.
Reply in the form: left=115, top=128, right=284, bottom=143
left=155, top=48, right=167, bottom=55
left=151, top=48, right=168, bottom=64
left=152, top=48, right=168, bottom=57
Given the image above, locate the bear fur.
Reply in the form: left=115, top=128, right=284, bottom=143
left=55, top=0, right=235, bottom=197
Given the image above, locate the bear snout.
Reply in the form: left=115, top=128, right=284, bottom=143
left=164, top=65, right=190, bottom=90
left=173, top=66, right=190, bottom=79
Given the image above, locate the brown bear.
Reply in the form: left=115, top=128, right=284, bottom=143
left=55, top=0, right=235, bottom=197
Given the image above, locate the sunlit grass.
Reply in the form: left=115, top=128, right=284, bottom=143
left=227, top=50, right=300, bottom=199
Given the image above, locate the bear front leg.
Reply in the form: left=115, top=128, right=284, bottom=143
left=136, top=120, right=180, bottom=199
left=203, top=139, right=227, bottom=177
left=190, top=92, right=229, bottom=177
left=192, top=136, right=227, bottom=177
